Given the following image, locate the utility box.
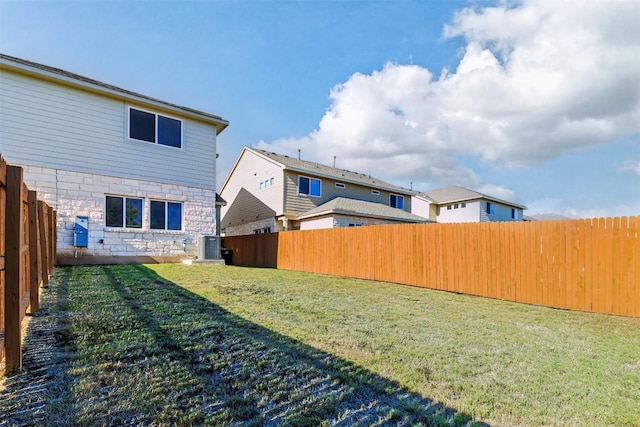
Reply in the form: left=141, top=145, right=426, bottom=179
left=74, top=216, right=88, bottom=247
left=198, top=235, right=220, bottom=260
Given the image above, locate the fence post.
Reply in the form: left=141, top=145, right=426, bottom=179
left=28, top=190, right=39, bottom=314
left=38, top=201, right=49, bottom=288
left=5, top=165, right=24, bottom=372
left=49, top=206, right=55, bottom=272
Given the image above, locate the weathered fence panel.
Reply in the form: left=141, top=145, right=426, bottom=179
left=224, top=216, right=639, bottom=318
left=1, top=154, right=56, bottom=372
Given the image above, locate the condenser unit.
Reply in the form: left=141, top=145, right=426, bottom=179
left=198, top=235, right=220, bottom=260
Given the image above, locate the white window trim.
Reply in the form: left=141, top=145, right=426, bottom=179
left=298, top=175, right=322, bottom=198
left=371, top=189, right=380, bottom=195
left=127, top=106, right=184, bottom=150
left=335, top=182, right=346, bottom=189
left=105, top=194, right=144, bottom=230
left=150, top=199, right=184, bottom=231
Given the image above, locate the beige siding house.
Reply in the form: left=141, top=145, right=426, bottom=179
left=220, top=147, right=428, bottom=235
left=412, top=185, right=526, bottom=223
left=0, top=53, right=228, bottom=262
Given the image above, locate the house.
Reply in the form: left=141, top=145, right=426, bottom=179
left=523, top=213, right=568, bottom=221
left=412, top=185, right=526, bottom=223
left=0, top=53, right=228, bottom=262
left=219, top=147, right=429, bottom=235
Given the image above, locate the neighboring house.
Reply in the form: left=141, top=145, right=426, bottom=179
left=412, top=185, right=526, bottom=223
left=523, top=213, right=569, bottom=221
left=219, top=147, right=428, bottom=235
left=0, top=53, right=228, bottom=262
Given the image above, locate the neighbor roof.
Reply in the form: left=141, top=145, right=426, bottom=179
left=524, top=213, right=568, bottom=221
left=249, top=147, right=415, bottom=195
left=418, top=185, right=527, bottom=209
left=298, top=197, right=430, bottom=223
left=0, top=53, right=229, bottom=134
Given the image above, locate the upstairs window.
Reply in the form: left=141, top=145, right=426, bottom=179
left=260, top=177, right=275, bottom=190
left=129, top=107, right=182, bottom=148
left=511, top=208, right=516, bottom=219
left=106, top=196, right=143, bottom=228
left=150, top=200, right=183, bottom=230
left=390, top=194, right=404, bottom=209
left=335, top=182, right=346, bottom=189
left=486, top=202, right=494, bottom=215
left=371, top=190, right=380, bottom=195
left=298, top=176, right=321, bottom=197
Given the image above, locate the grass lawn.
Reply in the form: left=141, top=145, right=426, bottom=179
left=2, top=264, right=639, bottom=426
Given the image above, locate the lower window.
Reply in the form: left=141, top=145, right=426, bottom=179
left=106, top=196, right=143, bottom=228
left=150, top=200, right=183, bottom=230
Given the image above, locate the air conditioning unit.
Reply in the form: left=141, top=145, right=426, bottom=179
left=198, top=235, right=220, bottom=260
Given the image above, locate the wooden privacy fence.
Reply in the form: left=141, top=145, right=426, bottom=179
left=223, top=217, right=640, bottom=318
left=0, top=154, right=56, bottom=372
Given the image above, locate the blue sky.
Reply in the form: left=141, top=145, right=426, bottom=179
left=1, top=0, right=638, bottom=218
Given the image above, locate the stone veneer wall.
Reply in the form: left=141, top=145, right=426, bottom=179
left=226, top=214, right=413, bottom=235
left=21, top=165, right=216, bottom=257
left=223, top=217, right=278, bottom=237
left=331, top=214, right=399, bottom=228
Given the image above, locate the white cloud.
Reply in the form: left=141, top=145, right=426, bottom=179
left=477, top=184, right=519, bottom=203
left=619, top=160, right=640, bottom=176
left=260, top=0, right=640, bottom=192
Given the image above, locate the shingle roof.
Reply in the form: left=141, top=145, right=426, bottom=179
left=215, top=193, right=227, bottom=206
left=524, top=213, right=568, bottom=221
left=298, top=197, right=430, bottom=223
left=249, top=147, right=415, bottom=195
left=0, top=53, right=229, bottom=133
left=418, top=185, right=526, bottom=209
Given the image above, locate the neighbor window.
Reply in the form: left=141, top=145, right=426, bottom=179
left=106, top=196, right=143, bottom=228
left=260, top=178, right=275, bottom=191
left=461, top=202, right=466, bottom=208
left=447, top=205, right=452, bottom=210
left=390, top=194, right=404, bottom=209
left=129, top=107, right=182, bottom=148
left=150, top=200, right=183, bottom=230
left=511, top=208, right=516, bottom=219
left=486, top=202, right=494, bottom=215
left=298, top=176, right=321, bottom=197
left=335, top=182, right=346, bottom=189
left=371, top=189, right=380, bottom=195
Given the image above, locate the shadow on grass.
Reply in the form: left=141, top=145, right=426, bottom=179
left=1, top=265, right=488, bottom=426
left=0, top=268, right=77, bottom=426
